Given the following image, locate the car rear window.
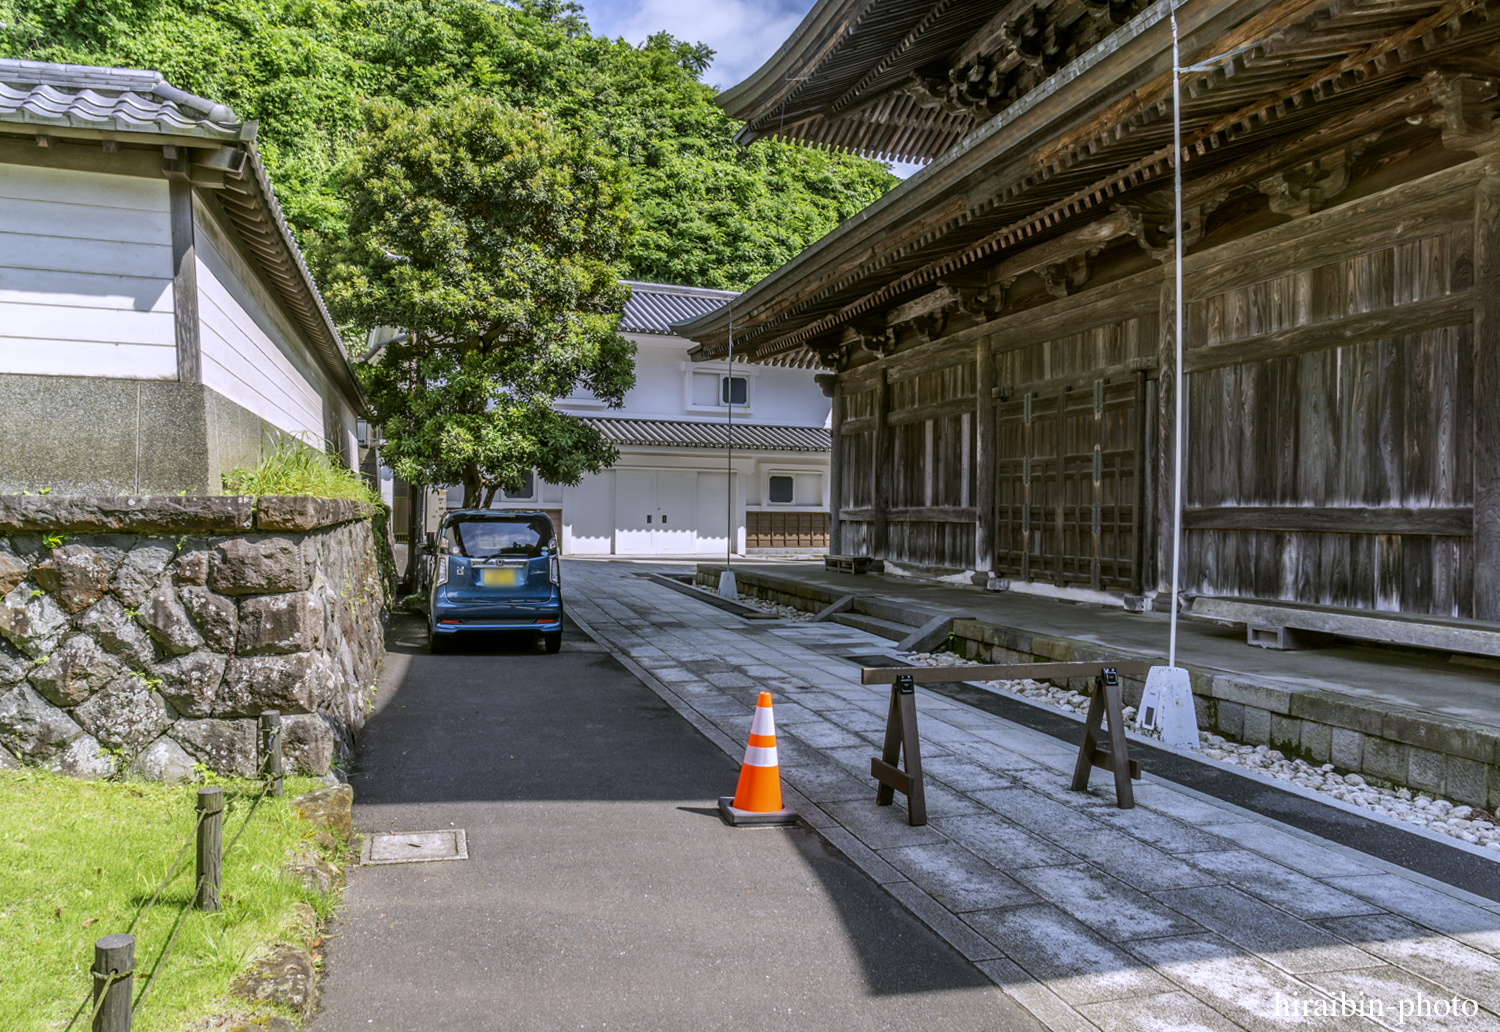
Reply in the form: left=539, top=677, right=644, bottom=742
left=444, top=516, right=553, bottom=559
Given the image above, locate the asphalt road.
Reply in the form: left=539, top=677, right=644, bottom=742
left=310, top=615, right=1040, bottom=1032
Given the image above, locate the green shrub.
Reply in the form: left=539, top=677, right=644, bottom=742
left=222, top=435, right=378, bottom=504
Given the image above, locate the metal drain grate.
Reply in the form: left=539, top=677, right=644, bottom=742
left=361, top=829, right=468, bottom=865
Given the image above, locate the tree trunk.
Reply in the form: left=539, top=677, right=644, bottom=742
left=482, top=484, right=499, bottom=508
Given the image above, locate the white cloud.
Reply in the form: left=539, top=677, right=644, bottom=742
left=581, top=0, right=814, bottom=90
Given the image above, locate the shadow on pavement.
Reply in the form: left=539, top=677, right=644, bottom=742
left=340, top=614, right=996, bottom=1002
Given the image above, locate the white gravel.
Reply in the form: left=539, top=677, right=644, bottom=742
left=692, top=584, right=814, bottom=621
left=904, top=650, right=1500, bottom=852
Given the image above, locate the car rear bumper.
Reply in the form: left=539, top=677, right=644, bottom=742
left=430, top=592, right=562, bottom=634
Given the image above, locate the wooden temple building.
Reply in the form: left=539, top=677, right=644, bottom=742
left=680, top=0, right=1500, bottom=650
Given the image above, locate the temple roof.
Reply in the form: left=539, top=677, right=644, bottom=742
left=684, top=0, right=1494, bottom=368
left=720, top=0, right=1158, bottom=164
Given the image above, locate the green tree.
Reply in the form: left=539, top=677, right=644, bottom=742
left=325, top=98, right=636, bottom=506
left=0, top=0, right=898, bottom=288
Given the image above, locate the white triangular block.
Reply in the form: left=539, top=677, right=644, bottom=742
left=718, top=570, right=738, bottom=599
left=1141, top=665, right=1199, bottom=750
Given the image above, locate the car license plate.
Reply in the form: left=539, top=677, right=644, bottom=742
left=481, top=567, right=522, bottom=587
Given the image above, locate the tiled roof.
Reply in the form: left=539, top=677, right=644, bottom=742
left=0, top=60, right=362, bottom=407
left=0, top=59, right=242, bottom=140
left=582, top=417, right=829, bottom=452
left=620, top=281, right=738, bottom=335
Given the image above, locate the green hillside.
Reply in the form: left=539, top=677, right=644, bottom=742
left=0, top=0, right=897, bottom=290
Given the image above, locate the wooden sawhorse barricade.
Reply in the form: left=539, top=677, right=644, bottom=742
left=860, top=659, right=1153, bottom=822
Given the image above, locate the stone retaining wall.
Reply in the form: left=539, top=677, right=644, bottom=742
left=0, top=496, right=387, bottom=781
left=696, top=564, right=1500, bottom=810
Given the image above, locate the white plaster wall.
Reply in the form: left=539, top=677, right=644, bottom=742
left=0, top=165, right=175, bottom=378
left=555, top=331, right=831, bottom=428
left=563, top=471, right=615, bottom=554
left=194, top=200, right=327, bottom=442
left=695, top=472, right=730, bottom=556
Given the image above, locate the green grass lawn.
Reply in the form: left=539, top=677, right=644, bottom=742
left=0, top=768, right=342, bottom=1031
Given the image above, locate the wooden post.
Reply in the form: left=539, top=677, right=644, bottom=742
left=829, top=382, right=843, bottom=555
left=1475, top=178, right=1500, bottom=620
left=166, top=176, right=200, bottom=386
left=92, top=933, right=134, bottom=1032
left=1070, top=667, right=1140, bottom=809
left=1053, top=387, right=1066, bottom=586
left=1153, top=272, right=1177, bottom=607
left=974, top=339, right=996, bottom=577
left=871, top=674, right=926, bottom=825
left=260, top=711, right=284, bottom=797
left=195, top=787, right=223, bottom=912
left=1141, top=376, right=1158, bottom=594
left=873, top=369, right=890, bottom=560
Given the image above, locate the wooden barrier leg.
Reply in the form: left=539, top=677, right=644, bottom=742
left=1071, top=689, right=1106, bottom=791
left=897, top=686, right=926, bottom=826
left=1102, top=675, right=1135, bottom=809
left=876, top=683, right=902, bottom=807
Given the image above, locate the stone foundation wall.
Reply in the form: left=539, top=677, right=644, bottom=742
left=0, top=496, right=387, bottom=781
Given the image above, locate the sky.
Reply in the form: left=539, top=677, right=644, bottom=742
left=576, top=0, right=924, bottom=178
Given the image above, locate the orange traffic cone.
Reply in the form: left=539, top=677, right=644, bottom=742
left=718, top=691, right=798, bottom=827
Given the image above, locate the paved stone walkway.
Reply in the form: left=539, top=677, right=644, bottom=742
left=565, top=559, right=1500, bottom=1032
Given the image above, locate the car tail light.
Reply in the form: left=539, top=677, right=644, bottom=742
left=433, top=554, right=449, bottom=589
left=549, top=556, right=560, bottom=586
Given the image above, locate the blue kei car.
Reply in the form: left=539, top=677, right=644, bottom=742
left=427, top=509, right=563, bottom=654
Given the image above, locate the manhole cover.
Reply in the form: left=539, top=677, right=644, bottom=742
left=361, top=829, right=468, bottom=865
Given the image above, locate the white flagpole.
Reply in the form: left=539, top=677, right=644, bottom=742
left=1170, top=4, right=1185, bottom=668
left=1138, top=1, right=1199, bottom=752
left=727, top=310, right=734, bottom=567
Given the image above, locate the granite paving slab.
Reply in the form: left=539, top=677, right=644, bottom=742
left=1012, top=863, right=1204, bottom=942
left=880, top=842, right=1039, bottom=912
left=1198, top=821, right=1381, bottom=879
left=1153, top=886, right=1383, bottom=975
left=963, top=903, right=1177, bottom=1005
left=1298, top=965, right=1500, bottom=1031
left=1184, top=850, right=1386, bottom=921
left=1323, top=875, right=1500, bottom=955
left=1122, top=932, right=1386, bottom=1032
left=929, top=814, right=1082, bottom=870
left=1320, top=911, right=1500, bottom=1009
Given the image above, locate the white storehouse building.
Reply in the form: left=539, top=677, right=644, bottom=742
left=0, top=60, right=364, bottom=494
left=435, top=282, right=833, bottom=556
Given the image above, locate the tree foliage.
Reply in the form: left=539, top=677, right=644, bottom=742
left=329, top=98, right=635, bottom=504
left=0, top=0, right=899, bottom=289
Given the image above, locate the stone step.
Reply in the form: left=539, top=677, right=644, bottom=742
left=832, top=612, right=913, bottom=641
left=850, top=597, right=943, bottom=628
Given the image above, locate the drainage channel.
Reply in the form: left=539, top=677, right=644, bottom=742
left=842, top=653, right=1500, bottom=901
left=636, top=572, right=780, bottom=620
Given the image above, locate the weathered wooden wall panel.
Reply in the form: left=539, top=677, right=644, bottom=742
left=870, top=359, right=978, bottom=569
left=1183, top=229, right=1476, bottom=617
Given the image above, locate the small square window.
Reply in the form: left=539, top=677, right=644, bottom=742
left=722, top=376, right=748, bottom=406
left=768, top=475, right=794, bottom=504
left=501, top=471, right=535, bottom=501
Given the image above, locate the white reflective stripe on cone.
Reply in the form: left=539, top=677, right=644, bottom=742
left=750, top=705, right=776, bottom=738
left=741, top=744, right=778, bottom=768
